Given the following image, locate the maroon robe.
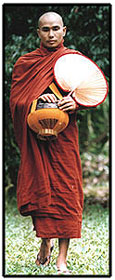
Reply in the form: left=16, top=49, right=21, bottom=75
left=10, top=42, right=84, bottom=238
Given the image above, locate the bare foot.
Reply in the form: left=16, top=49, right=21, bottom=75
left=56, top=256, right=67, bottom=271
left=36, top=238, right=54, bottom=266
left=56, top=238, right=70, bottom=273
left=56, top=262, right=71, bottom=274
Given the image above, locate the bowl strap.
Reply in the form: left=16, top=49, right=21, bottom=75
left=49, top=82, right=63, bottom=100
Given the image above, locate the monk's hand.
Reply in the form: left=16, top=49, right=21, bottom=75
left=38, top=93, right=58, bottom=103
left=58, top=96, right=79, bottom=112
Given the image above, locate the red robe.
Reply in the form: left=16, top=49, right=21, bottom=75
left=10, top=42, right=84, bottom=238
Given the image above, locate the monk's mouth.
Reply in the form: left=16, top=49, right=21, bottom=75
left=48, top=40, right=56, bottom=44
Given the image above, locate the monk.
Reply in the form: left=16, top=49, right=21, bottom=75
left=10, top=12, right=84, bottom=274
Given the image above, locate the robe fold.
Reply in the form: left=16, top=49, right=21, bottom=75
left=10, top=42, right=84, bottom=238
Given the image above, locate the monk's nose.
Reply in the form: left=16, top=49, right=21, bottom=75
left=49, top=29, right=54, bottom=38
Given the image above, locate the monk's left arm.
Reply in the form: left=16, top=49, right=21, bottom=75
left=58, top=96, right=96, bottom=114
left=58, top=96, right=78, bottom=113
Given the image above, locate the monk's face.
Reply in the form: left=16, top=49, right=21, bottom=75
left=37, top=14, right=66, bottom=48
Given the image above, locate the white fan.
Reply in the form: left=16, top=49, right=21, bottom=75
left=53, top=53, right=108, bottom=107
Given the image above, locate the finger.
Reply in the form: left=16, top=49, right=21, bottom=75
left=62, top=106, right=75, bottom=111
left=41, top=94, right=58, bottom=103
left=39, top=96, right=52, bottom=102
left=59, top=101, right=74, bottom=109
left=49, top=95, right=58, bottom=103
left=58, top=97, right=73, bottom=106
left=38, top=95, right=48, bottom=101
left=39, top=96, right=47, bottom=102
left=38, top=95, right=56, bottom=103
left=58, top=99, right=72, bottom=105
left=59, top=102, right=76, bottom=111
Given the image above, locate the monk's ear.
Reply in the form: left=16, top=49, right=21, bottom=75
left=37, top=28, right=41, bottom=38
left=63, top=26, right=67, bottom=37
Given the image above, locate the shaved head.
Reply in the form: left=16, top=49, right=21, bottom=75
left=38, top=12, right=64, bottom=28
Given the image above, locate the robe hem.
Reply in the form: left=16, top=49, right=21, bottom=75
left=35, top=234, right=81, bottom=238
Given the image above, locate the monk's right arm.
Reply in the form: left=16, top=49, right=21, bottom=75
left=37, top=93, right=58, bottom=103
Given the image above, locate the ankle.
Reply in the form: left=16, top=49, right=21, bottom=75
left=42, top=238, right=51, bottom=245
left=56, top=255, right=67, bottom=265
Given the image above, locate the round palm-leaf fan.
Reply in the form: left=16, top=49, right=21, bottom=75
left=54, top=53, right=108, bottom=107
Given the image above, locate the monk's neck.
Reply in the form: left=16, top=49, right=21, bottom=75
left=40, top=40, right=64, bottom=55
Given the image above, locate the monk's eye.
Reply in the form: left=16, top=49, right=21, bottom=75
left=52, top=26, right=60, bottom=31
left=42, top=27, right=49, bottom=32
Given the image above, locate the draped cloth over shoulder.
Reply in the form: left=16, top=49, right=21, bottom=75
left=10, top=42, right=83, bottom=238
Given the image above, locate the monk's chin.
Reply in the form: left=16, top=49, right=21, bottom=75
left=45, top=41, right=58, bottom=48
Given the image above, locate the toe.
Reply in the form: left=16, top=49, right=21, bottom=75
left=35, top=256, right=41, bottom=266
